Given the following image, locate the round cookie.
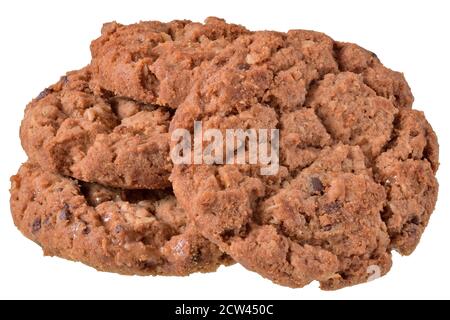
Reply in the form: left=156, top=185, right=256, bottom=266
left=20, top=67, right=172, bottom=189
left=169, top=28, right=438, bottom=289
left=90, top=17, right=249, bottom=107
left=10, top=162, right=232, bottom=276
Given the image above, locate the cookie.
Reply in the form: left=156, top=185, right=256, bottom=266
left=90, top=18, right=412, bottom=110
left=169, top=26, right=438, bottom=289
left=90, top=17, right=249, bottom=107
left=20, top=67, right=172, bottom=189
left=10, top=162, right=232, bottom=276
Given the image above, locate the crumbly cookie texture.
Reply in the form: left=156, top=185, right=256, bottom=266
left=20, top=67, right=173, bottom=189
left=90, top=17, right=249, bottom=107
left=90, top=17, right=412, bottom=110
left=169, top=22, right=438, bottom=290
left=10, top=162, right=232, bottom=276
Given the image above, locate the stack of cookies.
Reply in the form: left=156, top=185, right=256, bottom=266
left=10, top=17, right=439, bottom=290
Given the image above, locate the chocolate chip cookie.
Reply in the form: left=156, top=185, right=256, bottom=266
left=90, top=17, right=249, bottom=107
left=20, top=67, right=172, bottom=189
left=10, top=162, right=232, bottom=275
left=169, top=25, right=438, bottom=289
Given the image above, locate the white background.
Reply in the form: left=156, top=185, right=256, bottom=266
left=0, top=0, right=449, bottom=300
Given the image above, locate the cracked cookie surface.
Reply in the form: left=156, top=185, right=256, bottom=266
left=169, top=23, right=438, bottom=290
left=90, top=17, right=249, bottom=107
left=10, top=162, right=232, bottom=276
left=20, top=67, right=173, bottom=189
left=90, top=17, right=412, bottom=110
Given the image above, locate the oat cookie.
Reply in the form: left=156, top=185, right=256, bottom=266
left=90, top=17, right=249, bottom=107
left=90, top=17, right=411, bottom=109
left=10, top=162, right=232, bottom=275
left=169, top=24, right=438, bottom=289
left=20, top=67, right=172, bottom=189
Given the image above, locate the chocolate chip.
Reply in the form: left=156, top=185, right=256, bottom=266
left=310, top=177, right=324, bottom=194
left=61, top=75, right=68, bottom=85
left=369, top=50, right=378, bottom=59
left=411, top=217, right=421, bottom=225
left=322, top=225, right=332, bottom=231
left=36, top=88, right=53, bottom=100
left=82, top=226, right=91, bottom=235
left=237, top=63, right=250, bottom=70
left=324, top=202, right=342, bottom=214
left=32, top=218, right=41, bottom=233
left=59, top=204, right=71, bottom=221
left=220, top=229, right=235, bottom=241
left=114, top=225, right=124, bottom=234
